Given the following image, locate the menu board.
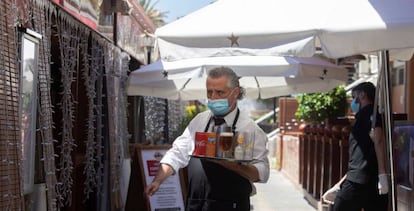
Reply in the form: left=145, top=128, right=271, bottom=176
left=138, top=147, right=185, bottom=211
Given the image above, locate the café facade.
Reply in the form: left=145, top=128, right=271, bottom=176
left=1, top=0, right=414, bottom=210
left=0, top=0, right=156, bottom=210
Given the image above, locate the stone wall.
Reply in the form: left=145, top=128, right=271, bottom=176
left=280, top=135, right=301, bottom=185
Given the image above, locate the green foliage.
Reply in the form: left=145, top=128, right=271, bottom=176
left=171, top=104, right=207, bottom=141
left=295, top=85, right=347, bottom=123
left=139, top=0, right=169, bottom=27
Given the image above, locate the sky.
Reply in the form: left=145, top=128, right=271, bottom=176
left=153, top=0, right=215, bottom=24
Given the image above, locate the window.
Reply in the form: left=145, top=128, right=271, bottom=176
left=19, top=29, right=41, bottom=194
left=392, top=60, right=406, bottom=86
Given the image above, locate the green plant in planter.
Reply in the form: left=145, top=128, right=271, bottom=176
left=295, top=85, right=347, bottom=124
left=171, top=104, right=207, bottom=141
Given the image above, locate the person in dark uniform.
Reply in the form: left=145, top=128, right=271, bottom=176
left=145, top=67, right=270, bottom=211
left=333, top=82, right=389, bottom=211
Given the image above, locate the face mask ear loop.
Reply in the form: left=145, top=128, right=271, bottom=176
left=227, top=88, right=238, bottom=109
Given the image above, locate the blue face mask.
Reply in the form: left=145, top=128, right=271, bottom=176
left=207, top=98, right=230, bottom=116
left=350, top=99, right=360, bottom=113
left=207, top=88, right=236, bottom=116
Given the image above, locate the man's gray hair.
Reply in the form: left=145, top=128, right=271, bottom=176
left=208, top=66, right=246, bottom=100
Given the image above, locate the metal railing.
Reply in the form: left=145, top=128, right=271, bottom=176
left=254, top=107, right=280, bottom=139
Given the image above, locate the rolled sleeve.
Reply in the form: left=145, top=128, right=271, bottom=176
left=159, top=112, right=210, bottom=173
left=160, top=127, right=194, bottom=174
left=253, top=160, right=270, bottom=183
left=252, top=127, right=270, bottom=183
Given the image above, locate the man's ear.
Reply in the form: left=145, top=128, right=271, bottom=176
left=359, top=92, right=367, bottom=102
left=234, top=87, right=240, bottom=99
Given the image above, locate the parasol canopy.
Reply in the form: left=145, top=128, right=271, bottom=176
left=127, top=56, right=347, bottom=100
left=155, top=0, right=414, bottom=62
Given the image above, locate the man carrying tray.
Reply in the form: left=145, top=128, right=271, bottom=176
left=145, top=66, right=270, bottom=211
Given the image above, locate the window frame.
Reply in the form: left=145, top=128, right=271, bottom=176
left=19, top=29, right=42, bottom=194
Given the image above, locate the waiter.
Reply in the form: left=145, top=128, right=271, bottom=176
left=145, top=66, right=270, bottom=211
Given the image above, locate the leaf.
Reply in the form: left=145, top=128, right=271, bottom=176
left=296, top=85, right=347, bottom=123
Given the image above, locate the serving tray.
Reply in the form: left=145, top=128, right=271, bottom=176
left=191, top=155, right=256, bottom=163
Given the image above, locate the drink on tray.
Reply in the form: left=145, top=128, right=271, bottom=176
left=219, top=131, right=233, bottom=158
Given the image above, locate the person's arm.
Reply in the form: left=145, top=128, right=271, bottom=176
left=145, top=163, right=175, bottom=196
left=373, top=127, right=387, bottom=174
left=213, top=161, right=260, bottom=182
left=335, top=174, right=347, bottom=186
left=322, top=174, right=346, bottom=204
left=372, top=127, right=389, bottom=194
left=213, top=125, right=269, bottom=182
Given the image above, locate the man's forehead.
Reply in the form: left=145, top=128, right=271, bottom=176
left=207, top=77, right=229, bottom=86
left=207, top=85, right=229, bottom=91
left=208, top=75, right=228, bottom=81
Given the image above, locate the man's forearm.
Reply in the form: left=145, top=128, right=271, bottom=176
left=214, top=161, right=260, bottom=182
left=373, top=128, right=387, bottom=174
left=146, top=163, right=175, bottom=196
left=153, top=163, right=175, bottom=184
left=237, top=164, right=260, bottom=182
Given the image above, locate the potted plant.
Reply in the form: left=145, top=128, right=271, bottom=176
left=295, top=85, right=347, bottom=125
left=171, top=103, right=207, bottom=141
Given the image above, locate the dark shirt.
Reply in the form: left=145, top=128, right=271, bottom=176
left=346, top=104, right=382, bottom=184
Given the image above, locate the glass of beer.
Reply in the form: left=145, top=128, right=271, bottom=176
left=218, top=126, right=234, bottom=158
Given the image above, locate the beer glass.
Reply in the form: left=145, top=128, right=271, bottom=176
left=234, top=131, right=255, bottom=160
left=243, top=131, right=255, bottom=160
left=217, top=126, right=233, bottom=158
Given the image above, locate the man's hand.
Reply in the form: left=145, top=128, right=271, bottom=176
left=144, top=163, right=175, bottom=197
left=322, top=184, right=340, bottom=204
left=145, top=181, right=161, bottom=197
left=378, top=174, right=389, bottom=195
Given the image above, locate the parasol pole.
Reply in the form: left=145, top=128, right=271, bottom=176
left=379, top=50, right=396, bottom=211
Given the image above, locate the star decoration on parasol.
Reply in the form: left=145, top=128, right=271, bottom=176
left=227, top=33, right=239, bottom=47
left=162, top=70, right=168, bottom=77
left=319, top=69, right=327, bottom=80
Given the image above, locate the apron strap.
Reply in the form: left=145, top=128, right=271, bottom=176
left=204, top=109, right=240, bottom=133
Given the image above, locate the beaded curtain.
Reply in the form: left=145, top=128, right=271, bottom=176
left=167, top=100, right=186, bottom=143
left=30, top=0, right=129, bottom=210
left=104, top=43, right=130, bottom=210
left=14, top=1, right=154, bottom=210
left=79, top=31, right=106, bottom=200
left=31, top=0, right=59, bottom=210
left=0, top=0, right=23, bottom=210
left=144, top=97, right=167, bottom=142
left=56, top=12, right=80, bottom=208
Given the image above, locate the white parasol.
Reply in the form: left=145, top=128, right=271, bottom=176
left=152, top=1, right=414, bottom=208
left=155, top=0, right=414, bottom=61
left=127, top=56, right=347, bottom=100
